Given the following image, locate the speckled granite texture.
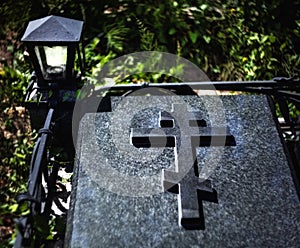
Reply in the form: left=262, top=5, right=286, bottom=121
left=65, top=95, right=300, bottom=248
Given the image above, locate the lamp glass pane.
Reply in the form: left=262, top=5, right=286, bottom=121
left=34, top=46, right=67, bottom=80
left=44, top=46, right=67, bottom=67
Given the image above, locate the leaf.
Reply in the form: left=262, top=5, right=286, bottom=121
left=188, top=31, right=198, bottom=44
left=213, top=66, right=221, bottom=73
left=168, top=28, right=176, bottom=35
left=203, top=35, right=211, bottom=44
left=261, top=35, right=268, bottom=44
left=15, top=153, right=26, bottom=159
left=9, top=204, right=19, bottom=213
left=280, top=42, right=286, bottom=51
left=269, top=34, right=276, bottom=43
left=200, top=4, right=208, bottom=10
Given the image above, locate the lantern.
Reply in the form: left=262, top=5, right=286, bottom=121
left=21, top=15, right=84, bottom=88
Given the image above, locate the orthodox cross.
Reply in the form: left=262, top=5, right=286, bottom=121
left=131, top=103, right=236, bottom=230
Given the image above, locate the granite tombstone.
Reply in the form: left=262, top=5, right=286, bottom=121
left=65, top=95, right=300, bottom=247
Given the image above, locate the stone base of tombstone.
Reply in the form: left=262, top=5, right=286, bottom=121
left=65, top=95, right=300, bottom=247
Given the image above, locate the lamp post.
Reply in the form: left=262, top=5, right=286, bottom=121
left=22, top=15, right=84, bottom=161
left=14, top=16, right=85, bottom=246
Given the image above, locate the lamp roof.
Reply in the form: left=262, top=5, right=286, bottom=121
left=21, top=15, right=83, bottom=43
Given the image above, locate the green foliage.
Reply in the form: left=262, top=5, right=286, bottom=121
left=2, top=0, right=298, bottom=81
left=0, top=66, right=34, bottom=246
left=70, top=0, right=299, bottom=81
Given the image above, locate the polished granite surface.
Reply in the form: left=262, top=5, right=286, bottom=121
left=66, top=95, right=300, bottom=247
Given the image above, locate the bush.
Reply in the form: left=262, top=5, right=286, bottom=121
left=0, top=66, right=34, bottom=246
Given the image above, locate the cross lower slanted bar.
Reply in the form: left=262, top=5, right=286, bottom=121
left=131, top=103, right=236, bottom=230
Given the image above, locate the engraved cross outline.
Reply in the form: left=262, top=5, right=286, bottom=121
left=131, top=103, right=236, bottom=230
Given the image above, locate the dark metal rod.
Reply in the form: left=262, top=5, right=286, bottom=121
left=30, top=138, right=40, bottom=173
left=278, top=91, right=300, bottom=99
left=28, top=108, right=54, bottom=201
left=31, top=79, right=300, bottom=93
left=90, top=80, right=300, bottom=93
left=15, top=108, right=55, bottom=247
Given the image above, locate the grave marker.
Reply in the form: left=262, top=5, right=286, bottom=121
left=66, top=95, right=300, bottom=247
